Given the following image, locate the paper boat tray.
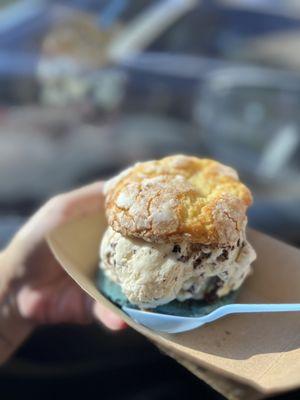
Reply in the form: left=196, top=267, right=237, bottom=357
left=48, top=210, right=300, bottom=395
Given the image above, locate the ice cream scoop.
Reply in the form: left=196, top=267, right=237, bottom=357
left=100, top=226, right=256, bottom=308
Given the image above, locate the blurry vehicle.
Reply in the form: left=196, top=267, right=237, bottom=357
left=1, top=0, right=300, bottom=242
left=2, top=0, right=300, bottom=104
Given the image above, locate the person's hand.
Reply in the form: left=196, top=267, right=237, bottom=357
left=2, top=182, right=126, bottom=331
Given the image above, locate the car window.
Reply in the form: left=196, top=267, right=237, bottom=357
left=147, top=7, right=300, bottom=63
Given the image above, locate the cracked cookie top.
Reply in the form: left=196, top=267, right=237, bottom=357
left=104, top=155, right=252, bottom=246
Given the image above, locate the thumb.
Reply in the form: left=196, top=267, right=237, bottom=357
left=91, top=300, right=127, bottom=331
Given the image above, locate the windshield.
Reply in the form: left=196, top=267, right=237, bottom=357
left=147, top=6, right=300, bottom=68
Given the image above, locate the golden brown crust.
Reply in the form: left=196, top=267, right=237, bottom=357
left=105, top=155, right=252, bottom=246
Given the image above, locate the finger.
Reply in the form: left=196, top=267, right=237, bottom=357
left=92, top=302, right=127, bottom=331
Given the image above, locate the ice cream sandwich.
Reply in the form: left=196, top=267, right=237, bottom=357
left=99, top=155, right=256, bottom=313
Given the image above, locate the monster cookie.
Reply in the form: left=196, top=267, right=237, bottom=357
left=105, top=155, right=252, bottom=246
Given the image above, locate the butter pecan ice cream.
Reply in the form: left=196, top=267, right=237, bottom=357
left=100, top=155, right=256, bottom=309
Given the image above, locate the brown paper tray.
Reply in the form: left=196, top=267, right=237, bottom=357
left=47, top=210, right=300, bottom=395
left=159, top=345, right=264, bottom=400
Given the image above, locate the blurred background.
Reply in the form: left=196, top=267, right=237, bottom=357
left=1, top=1, right=300, bottom=399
